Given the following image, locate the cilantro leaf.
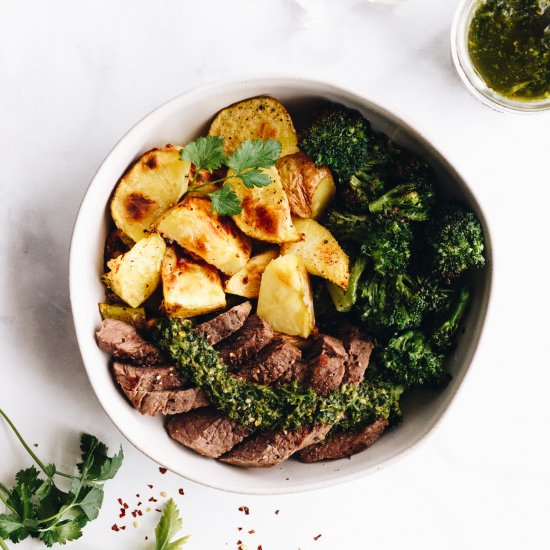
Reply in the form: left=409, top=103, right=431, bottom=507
left=0, top=514, right=24, bottom=537
left=209, top=184, right=242, bottom=216
left=226, top=138, right=281, bottom=172
left=77, top=487, right=104, bottom=521
left=237, top=168, right=272, bottom=189
left=77, top=434, right=123, bottom=482
left=180, top=136, right=226, bottom=173
left=40, top=522, right=82, bottom=547
left=155, top=499, right=189, bottom=550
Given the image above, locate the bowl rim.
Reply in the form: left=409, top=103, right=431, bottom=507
left=70, top=74, right=493, bottom=494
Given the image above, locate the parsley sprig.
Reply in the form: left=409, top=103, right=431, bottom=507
left=154, top=498, right=189, bottom=550
left=0, top=408, right=123, bottom=547
left=179, top=136, right=282, bottom=216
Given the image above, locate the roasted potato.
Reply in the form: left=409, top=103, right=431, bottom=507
left=111, top=145, right=191, bottom=242
left=161, top=246, right=226, bottom=318
left=281, top=218, right=349, bottom=288
left=98, top=303, right=147, bottom=329
left=208, top=96, right=299, bottom=157
left=155, top=196, right=251, bottom=275
left=102, top=233, right=166, bottom=308
left=257, top=254, right=315, bottom=338
left=229, top=166, right=300, bottom=244
left=276, top=152, right=336, bottom=219
left=224, top=249, right=279, bottom=298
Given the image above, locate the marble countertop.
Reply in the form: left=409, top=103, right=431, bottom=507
left=1, top=1, right=549, bottom=548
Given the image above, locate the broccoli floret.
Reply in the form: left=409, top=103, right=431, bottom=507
left=326, top=256, right=368, bottom=312
left=340, top=135, right=393, bottom=211
left=432, top=287, right=471, bottom=349
left=301, top=103, right=374, bottom=183
left=380, top=330, right=450, bottom=389
left=428, top=202, right=486, bottom=280
left=355, top=273, right=429, bottom=333
left=323, top=209, right=412, bottom=277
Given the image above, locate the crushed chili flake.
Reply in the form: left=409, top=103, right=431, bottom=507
left=238, top=527, right=243, bottom=531
left=275, top=509, right=280, bottom=515
left=238, top=506, right=250, bottom=515
left=149, top=497, right=158, bottom=502
left=159, top=467, right=167, bottom=474
left=111, top=524, right=120, bottom=532
left=155, top=508, right=162, bottom=512
left=178, top=488, right=185, bottom=495
left=248, top=529, right=255, bottom=534
left=148, top=484, right=154, bottom=489
left=137, top=501, right=142, bottom=506
left=258, top=546, right=263, bottom=550
left=136, top=493, right=140, bottom=498
left=123, top=502, right=129, bottom=509
left=314, top=534, right=322, bottom=541
left=120, top=526, right=126, bottom=531
left=117, top=498, right=123, bottom=505
left=138, top=510, right=143, bottom=516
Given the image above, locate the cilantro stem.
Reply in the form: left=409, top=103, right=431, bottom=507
left=0, top=536, right=9, bottom=550
left=0, top=408, right=72, bottom=479
left=0, top=489, right=17, bottom=515
left=0, top=482, right=9, bottom=494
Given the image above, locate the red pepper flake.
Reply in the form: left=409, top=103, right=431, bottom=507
left=120, top=526, right=126, bottom=531
left=111, top=524, right=120, bottom=532
left=238, top=506, right=250, bottom=515
left=248, top=529, right=255, bottom=534
left=178, top=488, right=184, bottom=495
left=314, top=534, right=322, bottom=541
left=148, top=484, right=154, bottom=489
left=275, top=509, right=280, bottom=515
left=159, top=467, right=167, bottom=474
left=117, top=498, right=123, bottom=505
left=258, top=546, right=263, bottom=550
left=123, top=502, right=129, bottom=509
left=137, top=510, right=143, bottom=516
left=237, top=541, right=242, bottom=545
left=131, top=510, right=137, bottom=518
left=155, top=508, right=162, bottom=512
left=149, top=497, right=158, bottom=502
left=119, top=511, right=125, bottom=519
left=238, top=527, right=243, bottom=531
left=136, top=493, right=140, bottom=498
left=137, top=501, right=142, bottom=506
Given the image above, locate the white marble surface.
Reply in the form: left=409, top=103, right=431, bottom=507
left=1, top=1, right=549, bottom=549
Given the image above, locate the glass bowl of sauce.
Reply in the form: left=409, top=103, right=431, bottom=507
left=452, top=0, right=550, bottom=113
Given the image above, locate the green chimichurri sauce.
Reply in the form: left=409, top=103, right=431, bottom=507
left=468, top=0, right=550, bottom=100
left=150, top=318, right=403, bottom=433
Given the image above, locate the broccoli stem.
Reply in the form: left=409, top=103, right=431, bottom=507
left=326, top=256, right=368, bottom=312
left=432, top=287, right=471, bottom=349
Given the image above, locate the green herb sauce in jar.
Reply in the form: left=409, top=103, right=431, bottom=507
left=468, top=0, right=550, bottom=101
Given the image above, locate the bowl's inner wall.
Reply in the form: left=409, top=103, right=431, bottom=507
left=72, top=79, right=491, bottom=494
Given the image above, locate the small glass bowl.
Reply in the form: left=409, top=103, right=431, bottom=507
left=451, top=0, right=550, bottom=114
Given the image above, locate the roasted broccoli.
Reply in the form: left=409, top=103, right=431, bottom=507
left=379, top=330, right=450, bottom=389
left=301, top=103, right=375, bottom=183
left=432, top=287, right=471, bottom=349
left=428, top=202, right=485, bottom=280
left=326, top=256, right=368, bottom=312
left=323, top=209, right=412, bottom=277
left=355, top=273, right=430, bottom=333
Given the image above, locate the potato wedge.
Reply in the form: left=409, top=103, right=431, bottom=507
left=111, top=145, right=191, bottom=242
left=224, top=249, right=279, bottom=298
left=98, top=303, right=147, bottom=329
left=208, top=96, right=299, bottom=157
left=161, top=246, right=226, bottom=318
left=102, top=233, right=166, bottom=308
left=155, top=196, right=251, bottom=275
left=257, top=255, right=315, bottom=338
left=229, top=166, right=300, bottom=244
left=281, top=218, right=349, bottom=288
left=276, top=152, right=336, bottom=219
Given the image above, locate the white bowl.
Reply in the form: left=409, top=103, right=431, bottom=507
left=70, top=76, right=492, bottom=495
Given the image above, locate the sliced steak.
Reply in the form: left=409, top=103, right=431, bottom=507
left=307, top=334, right=347, bottom=396
left=337, top=324, right=374, bottom=386
left=220, top=424, right=332, bottom=468
left=112, top=362, right=208, bottom=416
left=166, top=408, right=254, bottom=458
left=276, top=360, right=310, bottom=386
left=194, top=301, right=252, bottom=345
left=297, top=418, right=389, bottom=462
left=217, top=314, right=273, bottom=368
left=236, top=339, right=301, bottom=385
left=97, top=319, right=163, bottom=365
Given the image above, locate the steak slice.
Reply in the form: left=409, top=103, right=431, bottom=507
left=297, top=418, right=389, bottom=462
left=220, top=424, right=332, bottom=468
left=339, top=325, right=374, bottom=386
left=112, top=362, right=209, bottom=416
left=97, top=319, right=163, bottom=365
left=217, top=314, right=273, bottom=368
left=166, top=408, right=254, bottom=458
left=307, top=334, right=347, bottom=396
left=194, top=301, right=252, bottom=345
left=236, top=339, right=302, bottom=385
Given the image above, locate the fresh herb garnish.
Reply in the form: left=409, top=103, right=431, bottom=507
left=154, top=498, right=189, bottom=550
left=0, top=409, right=123, bottom=548
left=179, top=136, right=282, bottom=216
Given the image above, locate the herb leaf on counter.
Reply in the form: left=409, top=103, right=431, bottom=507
left=154, top=498, right=190, bottom=550
left=0, top=408, right=123, bottom=548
